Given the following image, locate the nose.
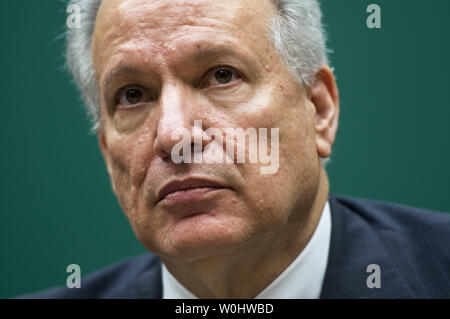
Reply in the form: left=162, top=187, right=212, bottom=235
left=153, top=83, right=207, bottom=160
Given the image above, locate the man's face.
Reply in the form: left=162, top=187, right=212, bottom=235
left=92, top=0, right=323, bottom=262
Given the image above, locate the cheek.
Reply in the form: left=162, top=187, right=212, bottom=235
left=238, top=161, right=304, bottom=225
left=113, top=106, right=154, bottom=134
left=273, top=80, right=317, bottom=163
left=231, top=79, right=318, bottom=218
left=105, top=128, right=155, bottom=217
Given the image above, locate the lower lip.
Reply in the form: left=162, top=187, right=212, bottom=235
left=160, top=187, right=225, bottom=205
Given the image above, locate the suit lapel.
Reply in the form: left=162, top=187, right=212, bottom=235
left=320, top=196, right=415, bottom=298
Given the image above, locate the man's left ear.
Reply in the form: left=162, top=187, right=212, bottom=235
left=310, top=65, right=340, bottom=159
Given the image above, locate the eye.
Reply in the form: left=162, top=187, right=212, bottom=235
left=115, top=86, right=152, bottom=109
left=124, top=89, right=143, bottom=104
left=215, top=69, right=233, bottom=84
left=202, top=66, right=241, bottom=88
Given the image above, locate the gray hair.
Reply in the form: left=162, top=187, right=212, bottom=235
left=66, top=0, right=329, bottom=131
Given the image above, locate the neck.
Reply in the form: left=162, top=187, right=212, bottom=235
left=162, top=167, right=330, bottom=298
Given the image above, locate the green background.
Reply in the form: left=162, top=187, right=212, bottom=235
left=1, top=0, right=449, bottom=298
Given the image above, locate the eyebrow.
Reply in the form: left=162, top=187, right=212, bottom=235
left=102, top=45, right=256, bottom=91
left=191, top=45, right=249, bottom=63
left=103, top=65, right=142, bottom=92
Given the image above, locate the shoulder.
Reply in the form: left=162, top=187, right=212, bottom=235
left=330, top=194, right=450, bottom=232
left=16, top=253, right=161, bottom=299
left=329, top=194, right=450, bottom=298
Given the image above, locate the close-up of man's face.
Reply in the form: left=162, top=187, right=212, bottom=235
left=92, top=0, right=338, bottom=264
left=4, top=0, right=450, bottom=302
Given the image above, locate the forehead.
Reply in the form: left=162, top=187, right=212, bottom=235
left=98, top=0, right=264, bottom=31
left=92, top=0, right=277, bottom=75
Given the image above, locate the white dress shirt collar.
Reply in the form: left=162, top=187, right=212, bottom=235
left=162, top=201, right=332, bottom=299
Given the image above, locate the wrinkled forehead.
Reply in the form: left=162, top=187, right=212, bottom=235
left=92, top=0, right=277, bottom=74
left=96, top=0, right=257, bottom=33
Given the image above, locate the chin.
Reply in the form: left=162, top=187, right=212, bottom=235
left=143, top=213, right=254, bottom=263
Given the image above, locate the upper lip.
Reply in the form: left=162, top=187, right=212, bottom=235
left=156, top=177, right=227, bottom=203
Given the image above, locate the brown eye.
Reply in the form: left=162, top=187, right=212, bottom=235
left=124, top=89, right=143, bottom=105
left=115, top=87, right=149, bottom=109
left=201, top=66, right=241, bottom=88
left=215, top=69, right=233, bottom=84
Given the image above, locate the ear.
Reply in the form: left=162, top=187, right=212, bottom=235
left=98, top=131, right=117, bottom=195
left=310, top=65, right=340, bottom=159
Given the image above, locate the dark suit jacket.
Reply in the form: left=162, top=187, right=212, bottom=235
left=18, top=195, right=450, bottom=298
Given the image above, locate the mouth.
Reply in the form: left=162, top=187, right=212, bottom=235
left=156, top=177, right=229, bottom=205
